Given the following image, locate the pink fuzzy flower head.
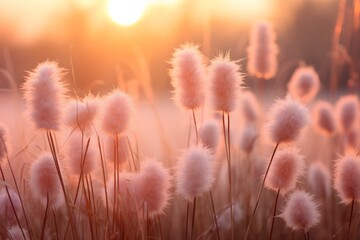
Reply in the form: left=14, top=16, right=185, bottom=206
left=209, top=54, right=243, bottom=113
left=335, top=95, right=359, bottom=133
left=239, top=90, right=260, bottom=123
left=106, top=172, right=136, bottom=209
left=281, top=190, right=320, bottom=232
left=307, top=162, right=331, bottom=198
left=345, top=129, right=360, bottom=154
left=134, top=159, right=171, bottom=217
left=287, top=66, right=320, bottom=104
left=311, top=101, right=336, bottom=136
left=101, top=89, right=133, bottom=135
left=265, top=147, right=305, bottom=195
left=239, top=124, right=258, bottom=154
left=6, top=226, right=30, bottom=240
left=104, top=135, right=129, bottom=165
left=64, top=132, right=98, bottom=175
left=247, top=20, right=279, bottom=80
left=334, top=155, right=360, bottom=204
left=169, top=44, right=206, bottom=110
left=266, top=96, right=309, bottom=143
left=199, top=119, right=220, bottom=151
left=65, top=95, right=99, bottom=133
left=23, top=61, right=66, bottom=131
left=176, top=145, right=215, bottom=200
left=0, top=124, right=9, bottom=164
left=216, top=202, right=244, bottom=231
left=0, top=189, right=22, bottom=225
left=28, top=153, right=64, bottom=208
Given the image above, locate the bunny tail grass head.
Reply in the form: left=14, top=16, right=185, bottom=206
left=101, top=89, right=134, bottom=135
left=170, top=43, right=206, bottom=110
left=28, top=153, right=64, bottom=208
left=247, top=20, right=278, bottom=80
left=311, top=101, right=336, bottom=136
left=65, top=95, right=99, bottom=133
left=334, top=155, right=360, bottom=204
left=134, top=159, right=171, bottom=217
left=281, top=190, right=320, bottom=232
left=265, top=147, right=305, bottom=195
left=199, top=119, right=220, bottom=151
left=335, top=95, right=359, bottom=134
left=209, top=53, right=243, bottom=113
left=288, top=66, right=320, bottom=104
left=23, top=61, right=66, bottom=131
left=176, top=145, right=216, bottom=201
left=266, top=96, right=309, bottom=144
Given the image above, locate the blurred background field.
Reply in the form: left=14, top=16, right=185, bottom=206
left=0, top=0, right=350, bottom=96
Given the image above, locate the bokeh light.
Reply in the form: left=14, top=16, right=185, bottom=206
left=108, top=0, right=149, bottom=26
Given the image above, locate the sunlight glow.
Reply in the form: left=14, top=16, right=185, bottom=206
left=108, top=0, right=148, bottom=26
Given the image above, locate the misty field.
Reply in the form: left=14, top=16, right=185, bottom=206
left=0, top=0, right=360, bottom=240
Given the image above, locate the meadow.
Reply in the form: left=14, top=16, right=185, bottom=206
left=0, top=1, right=360, bottom=240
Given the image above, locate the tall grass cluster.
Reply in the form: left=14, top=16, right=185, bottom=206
left=1, top=20, right=360, bottom=240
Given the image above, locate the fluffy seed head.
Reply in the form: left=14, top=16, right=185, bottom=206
left=23, top=61, right=66, bottom=131
left=281, top=190, right=320, bottom=232
left=287, top=66, right=320, bottom=103
left=101, top=90, right=133, bottom=135
left=311, top=101, right=336, bottom=136
left=334, top=155, right=360, bottom=204
left=0, top=189, right=22, bottom=225
left=199, top=120, right=220, bottom=151
left=65, top=132, right=98, bottom=175
left=345, top=129, right=359, bottom=153
left=266, top=96, right=309, bottom=143
left=134, top=159, right=171, bottom=217
left=209, top=54, right=243, bottom=113
left=307, top=162, right=331, bottom=198
left=265, top=148, right=305, bottom=195
left=239, top=124, right=258, bottom=154
left=176, top=145, right=215, bottom=200
left=28, top=153, right=64, bottom=208
left=7, top=226, right=29, bottom=240
left=335, top=95, right=359, bottom=133
left=169, top=44, right=206, bottom=109
left=216, top=203, right=244, bottom=231
left=64, top=95, right=99, bottom=132
left=239, top=90, right=260, bottom=123
left=247, top=20, right=278, bottom=79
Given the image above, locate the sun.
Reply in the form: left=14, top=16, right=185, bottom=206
left=108, top=0, right=148, bottom=26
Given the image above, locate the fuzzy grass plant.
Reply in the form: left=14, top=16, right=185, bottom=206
left=2, top=26, right=360, bottom=240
